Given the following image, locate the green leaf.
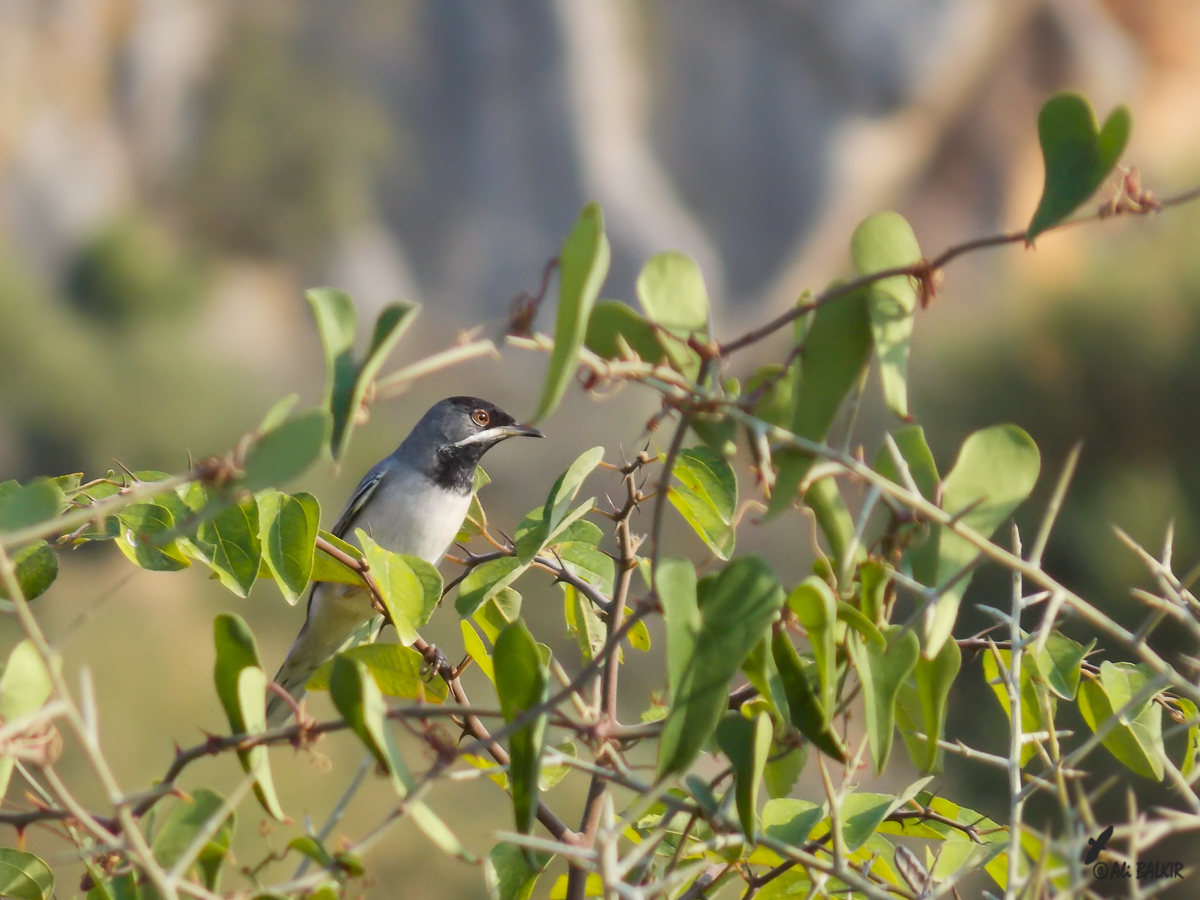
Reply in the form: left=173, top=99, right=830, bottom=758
left=242, top=410, right=330, bottom=492
left=745, top=365, right=796, bottom=430
left=768, top=287, right=873, bottom=519
left=514, top=446, right=603, bottom=563
left=539, top=739, right=576, bottom=792
left=116, top=503, right=192, bottom=572
left=668, top=446, right=737, bottom=559
left=772, top=630, right=846, bottom=762
left=659, top=558, right=700, bottom=704
left=1177, top=699, right=1200, bottom=779
left=212, top=614, right=284, bottom=820
left=859, top=560, right=892, bottom=626
left=306, top=644, right=448, bottom=702
left=0, top=640, right=54, bottom=722
left=1033, top=632, right=1092, bottom=700
left=494, top=621, right=549, bottom=834
left=637, top=251, right=709, bottom=337
left=307, top=289, right=419, bottom=461
left=1027, top=93, right=1131, bottom=242
left=556, top=542, right=614, bottom=595
left=328, top=655, right=469, bottom=857
left=787, top=577, right=838, bottom=713
left=716, top=712, right=772, bottom=836
left=836, top=601, right=885, bottom=649
left=257, top=393, right=299, bottom=433
left=190, top=497, right=261, bottom=597
left=874, top=424, right=940, bottom=499
left=356, top=529, right=441, bottom=643
left=762, top=799, right=823, bottom=848
left=306, top=287, right=358, bottom=453
left=535, top=202, right=610, bottom=421
left=896, top=638, right=961, bottom=773
left=0, top=541, right=58, bottom=601
left=921, top=425, right=1040, bottom=657
left=1077, top=662, right=1164, bottom=780
left=151, top=788, right=235, bottom=890
left=0, top=478, right=66, bottom=535
left=461, top=620, right=495, bottom=683
left=658, top=556, right=785, bottom=777
left=563, top=585, right=606, bottom=661
left=0, top=641, right=55, bottom=803
left=0, top=849, right=54, bottom=900
left=485, top=843, right=552, bottom=900
left=742, top=637, right=791, bottom=728
left=763, top=743, right=806, bottom=799
left=475, top=588, right=523, bottom=643
left=257, top=491, right=319, bottom=604
left=310, top=530, right=365, bottom=585
left=846, top=625, right=919, bottom=773
left=841, top=792, right=900, bottom=853
left=803, top=477, right=862, bottom=573
left=330, top=655, right=405, bottom=780
left=851, top=212, right=922, bottom=419
left=456, top=557, right=527, bottom=617
left=584, top=300, right=664, bottom=362
left=983, top=646, right=1056, bottom=767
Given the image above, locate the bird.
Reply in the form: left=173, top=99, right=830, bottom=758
left=266, top=396, right=542, bottom=725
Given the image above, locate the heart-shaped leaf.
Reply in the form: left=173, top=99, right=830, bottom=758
left=851, top=211, right=922, bottom=419
left=1027, top=93, right=1131, bottom=242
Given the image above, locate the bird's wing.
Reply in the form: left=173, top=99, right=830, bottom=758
left=302, top=466, right=387, bottom=618
left=330, top=467, right=387, bottom=539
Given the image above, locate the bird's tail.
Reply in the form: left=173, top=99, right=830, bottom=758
left=266, top=583, right=380, bottom=726
left=266, top=648, right=321, bottom=727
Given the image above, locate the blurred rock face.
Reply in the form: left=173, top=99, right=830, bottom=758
left=0, top=0, right=1197, bottom=336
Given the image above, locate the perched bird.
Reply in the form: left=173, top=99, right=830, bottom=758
left=266, top=396, right=542, bottom=725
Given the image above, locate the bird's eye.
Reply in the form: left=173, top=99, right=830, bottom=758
left=472, top=409, right=490, bottom=427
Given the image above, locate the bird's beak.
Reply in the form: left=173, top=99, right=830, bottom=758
left=453, top=422, right=544, bottom=448
left=497, top=422, right=544, bottom=440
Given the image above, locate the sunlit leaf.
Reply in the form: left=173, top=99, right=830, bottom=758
left=0, top=541, right=58, bottom=601
left=1077, top=662, right=1164, bottom=780
left=535, top=203, right=610, bottom=421
left=257, top=491, right=319, bottom=604
left=983, top=646, right=1055, bottom=767
left=457, top=557, right=526, bottom=617
left=668, top=446, right=736, bottom=559
left=852, top=212, right=922, bottom=419
left=306, top=644, right=447, bottom=702
left=494, top=621, right=549, bottom=835
left=357, top=529, right=441, bottom=643
left=191, top=497, right=262, bottom=597
left=486, top=843, right=552, bottom=900
left=658, top=556, right=785, bottom=777
left=584, top=300, right=664, bottom=362
left=1027, top=93, right=1131, bottom=242
left=771, top=630, right=845, bottom=762
left=847, top=625, right=919, bottom=773
left=920, top=425, right=1040, bottom=657
left=716, top=711, right=772, bottom=837
left=242, top=410, right=330, bottom=492
left=212, top=614, right=284, bottom=820
left=768, top=287, right=873, bottom=518
left=0, top=849, right=54, bottom=900
left=896, top=638, right=961, bottom=773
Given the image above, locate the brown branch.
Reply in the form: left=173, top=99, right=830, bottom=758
left=717, top=181, right=1200, bottom=356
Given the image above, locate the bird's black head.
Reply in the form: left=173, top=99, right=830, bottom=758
left=404, top=396, right=543, bottom=493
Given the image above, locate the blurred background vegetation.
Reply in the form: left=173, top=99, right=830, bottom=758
left=2, top=0, right=1199, bottom=895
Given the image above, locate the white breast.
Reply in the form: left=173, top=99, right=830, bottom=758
left=348, top=468, right=471, bottom=565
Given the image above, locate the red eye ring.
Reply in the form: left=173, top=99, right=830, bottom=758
left=472, top=409, right=490, bottom=427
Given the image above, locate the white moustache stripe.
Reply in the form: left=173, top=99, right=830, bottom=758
left=451, top=427, right=509, bottom=448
